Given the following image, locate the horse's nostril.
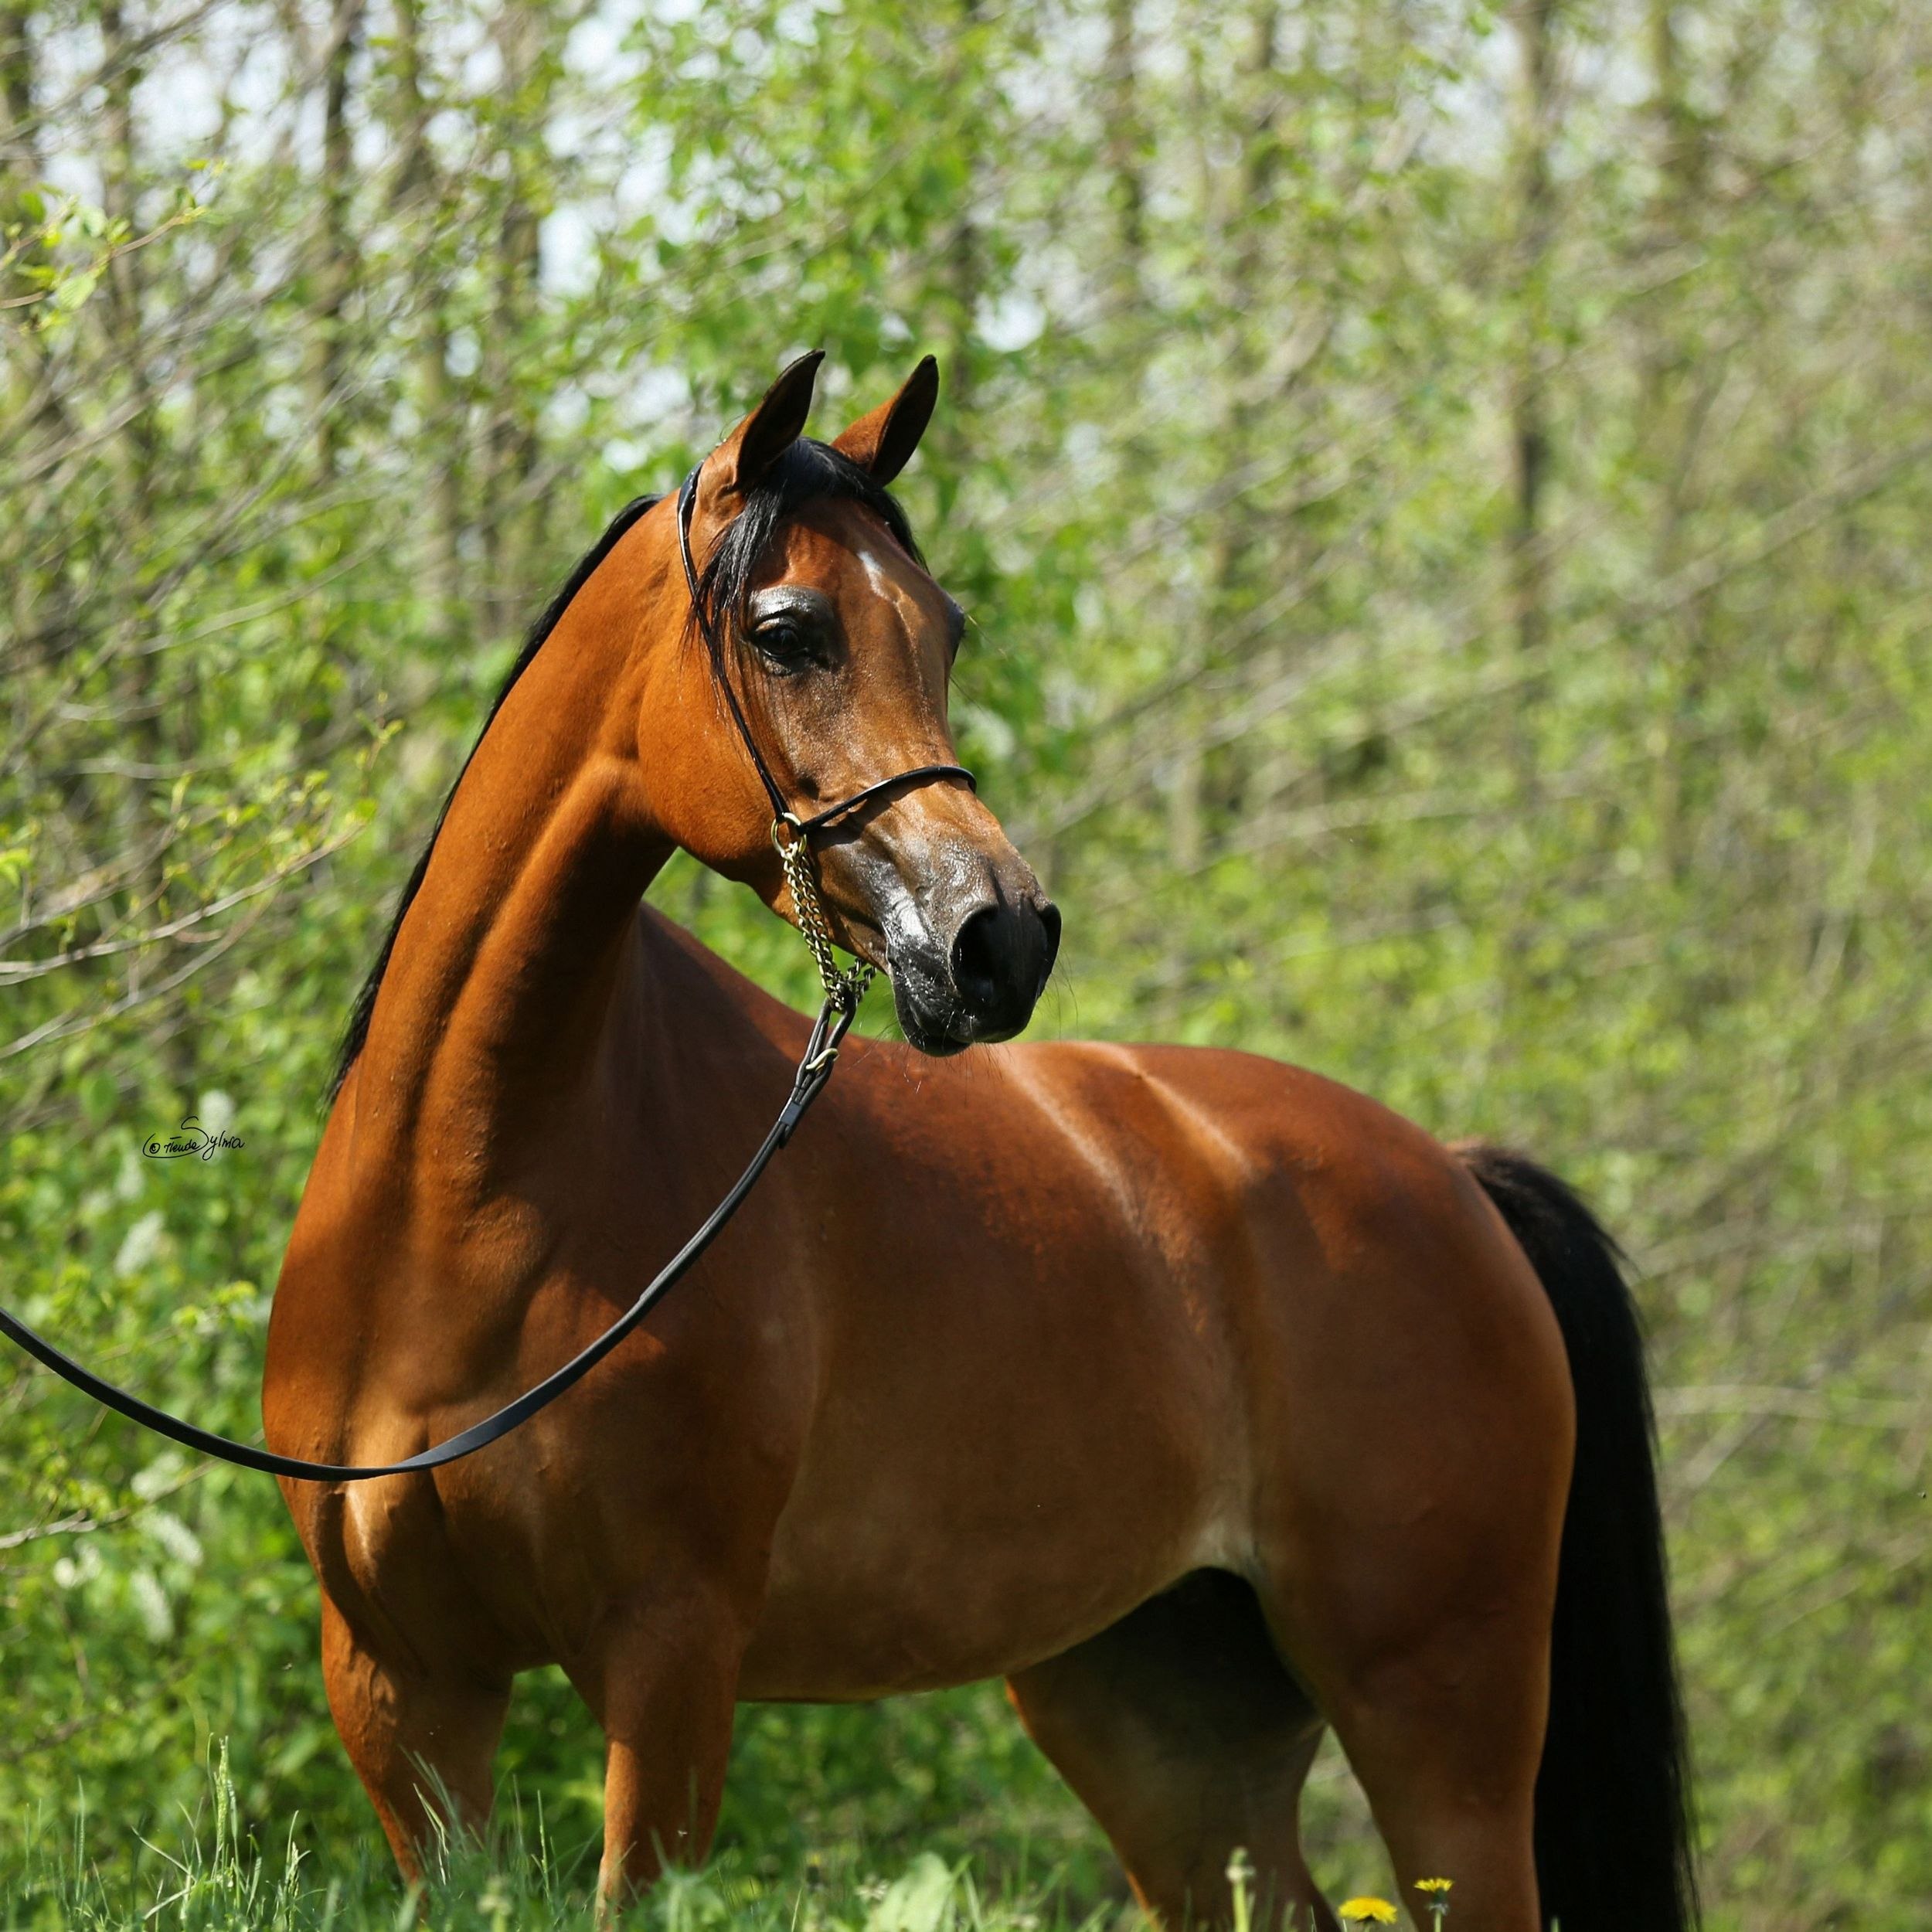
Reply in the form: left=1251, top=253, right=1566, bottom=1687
left=1036, top=902, right=1063, bottom=996
left=951, top=904, right=1008, bottom=1012
left=951, top=900, right=1060, bottom=1026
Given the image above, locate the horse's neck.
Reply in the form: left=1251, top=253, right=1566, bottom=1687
left=349, top=573, right=670, bottom=1151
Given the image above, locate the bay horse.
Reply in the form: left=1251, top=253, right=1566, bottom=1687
left=264, top=354, right=1695, bottom=1932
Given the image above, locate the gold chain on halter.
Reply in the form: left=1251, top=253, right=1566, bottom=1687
left=773, top=818, right=876, bottom=1017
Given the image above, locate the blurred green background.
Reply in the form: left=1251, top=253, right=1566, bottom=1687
left=4, top=1, right=1931, bottom=1925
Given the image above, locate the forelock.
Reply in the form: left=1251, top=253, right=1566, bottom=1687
left=695, top=438, right=923, bottom=637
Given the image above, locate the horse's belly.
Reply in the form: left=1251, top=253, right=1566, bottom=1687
left=735, top=1345, right=1247, bottom=1699
left=739, top=1505, right=1226, bottom=1701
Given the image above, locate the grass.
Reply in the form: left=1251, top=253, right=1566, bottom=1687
left=0, top=1748, right=1119, bottom=1932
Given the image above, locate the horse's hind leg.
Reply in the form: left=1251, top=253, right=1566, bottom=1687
left=1243, top=1172, right=1572, bottom=1930
left=320, top=1594, right=512, bottom=1879
left=1269, top=1556, right=1549, bottom=1932
left=1006, top=1570, right=1338, bottom=1932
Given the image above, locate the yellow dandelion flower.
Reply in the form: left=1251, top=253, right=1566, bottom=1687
left=1415, top=1878, right=1453, bottom=1895
left=1339, top=1901, right=1399, bottom=1926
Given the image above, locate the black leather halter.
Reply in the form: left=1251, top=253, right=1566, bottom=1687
left=0, top=464, right=973, bottom=1482
left=673, top=464, right=975, bottom=839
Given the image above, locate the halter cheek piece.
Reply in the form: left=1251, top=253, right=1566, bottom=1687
left=0, top=467, right=975, bottom=1483
left=674, top=464, right=974, bottom=1020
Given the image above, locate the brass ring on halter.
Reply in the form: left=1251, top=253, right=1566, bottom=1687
left=801, top=995, right=860, bottom=1075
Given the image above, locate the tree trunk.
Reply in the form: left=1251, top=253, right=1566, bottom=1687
left=1172, top=2, right=1278, bottom=860
left=481, top=0, right=544, bottom=639
left=1104, top=0, right=1145, bottom=310
left=1507, top=0, right=1556, bottom=802
left=390, top=0, right=464, bottom=637
left=100, top=0, right=185, bottom=1076
left=314, top=0, right=366, bottom=479
left=1162, top=0, right=1278, bottom=1020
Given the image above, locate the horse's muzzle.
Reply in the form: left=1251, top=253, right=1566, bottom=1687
left=889, top=889, right=1060, bottom=1054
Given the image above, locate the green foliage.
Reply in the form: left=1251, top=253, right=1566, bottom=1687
left=0, top=1748, right=1111, bottom=1932
left=5, top=0, right=1932, bottom=1926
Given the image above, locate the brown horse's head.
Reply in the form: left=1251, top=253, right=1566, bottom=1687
left=644, top=353, right=1059, bottom=1056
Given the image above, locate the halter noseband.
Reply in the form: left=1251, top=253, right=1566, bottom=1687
left=675, top=464, right=974, bottom=1012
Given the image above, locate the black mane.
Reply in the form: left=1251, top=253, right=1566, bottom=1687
left=327, top=438, right=919, bottom=1103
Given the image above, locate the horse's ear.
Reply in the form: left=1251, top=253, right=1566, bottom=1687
left=707, top=349, right=825, bottom=502
left=832, top=355, right=938, bottom=485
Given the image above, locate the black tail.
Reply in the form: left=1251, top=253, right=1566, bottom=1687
left=1459, top=1143, right=1698, bottom=1932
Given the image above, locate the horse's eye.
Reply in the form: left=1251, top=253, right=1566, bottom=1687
left=744, top=587, right=836, bottom=675
left=752, top=617, right=817, bottom=675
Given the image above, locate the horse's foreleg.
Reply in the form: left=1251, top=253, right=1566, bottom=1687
left=320, top=1593, right=512, bottom=1879
left=563, top=1586, right=748, bottom=1905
